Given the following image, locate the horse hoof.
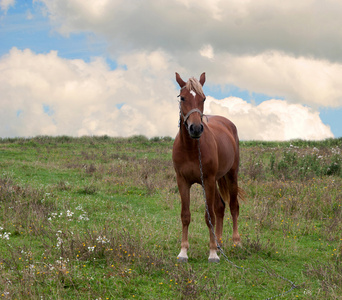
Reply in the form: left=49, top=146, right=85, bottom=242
left=177, top=256, right=188, bottom=263
left=208, top=258, right=220, bottom=263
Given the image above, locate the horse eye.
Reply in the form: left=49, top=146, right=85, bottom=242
left=180, top=96, right=185, bottom=101
left=203, top=97, right=206, bottom=102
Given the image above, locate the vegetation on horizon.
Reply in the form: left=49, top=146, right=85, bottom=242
left=0, top=136, right=341, bottom=299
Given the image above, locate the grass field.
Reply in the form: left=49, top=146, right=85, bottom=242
left=0, top=135, right=341, bottom=299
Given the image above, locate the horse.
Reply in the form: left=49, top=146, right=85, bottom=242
left=172, top=72, right=243, bottom=262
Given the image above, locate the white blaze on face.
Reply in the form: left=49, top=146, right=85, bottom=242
left=190, top=90, right=196, bottom=97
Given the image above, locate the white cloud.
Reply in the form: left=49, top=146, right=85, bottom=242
left=0, top=48, right=334, bottom=141
left=0, top=0, right=15, bottom=12
left=0, top=48, right=179, bottom=138
left=26, top=9, right=33, bottom=20
left=200, top=45, right=214, bottom=60
left=2, top=1, right=341, bottom=140
left=201, top=51, right=342, bottom=108
left=175, top=0, right=222, bottom=20
left=35, top=0, right=342, bottom=110
left=205, top=97, right=334, bottom=141
left=37, top=0, right=342, bottom=62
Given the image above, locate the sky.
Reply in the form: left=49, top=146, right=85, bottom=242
left=1, top=0, right=342, bottom=140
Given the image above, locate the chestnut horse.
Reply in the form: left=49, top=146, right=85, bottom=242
left=172, top=72, right=243, bottom=262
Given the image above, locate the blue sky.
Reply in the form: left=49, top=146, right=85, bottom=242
left=1, top=0, right=341, bottom=140
left=0, top=1, right=106, bottom=59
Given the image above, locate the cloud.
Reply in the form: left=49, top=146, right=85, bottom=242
left=0, top=0, right=15, bottom=12
left=36, top=0, right=342, bottom=110
left=205, top=97, right=334, bottom=141
left=37, top=0, right=342, bottom=62
left=0, top=47, right=179, bottom=138
left=200, top=51, right=342, bottom=108
left=0, top=48, right=334, bottom=141
left=200, top=45, right=214, bottom=60
left=1, top=1, right=340, bottom=140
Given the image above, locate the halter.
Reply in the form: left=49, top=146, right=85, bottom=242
left=181, top=107, right=203, bottom=125
left=178, top=86, right=204, bottom=128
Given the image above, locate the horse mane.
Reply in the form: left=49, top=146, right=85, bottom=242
left=185, top=77, right=205, bottom=98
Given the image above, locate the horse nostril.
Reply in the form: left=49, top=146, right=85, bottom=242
left=189, top=124, right=194, bottom=133
left=189, top=123, right=203, bottom=138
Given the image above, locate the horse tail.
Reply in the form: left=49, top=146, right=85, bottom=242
left=237, top=186, right=246, bottom=203
left=217, top=174, right=246, bottom=204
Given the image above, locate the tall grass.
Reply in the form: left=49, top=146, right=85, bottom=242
left=0, top=136, right=341, bottom=299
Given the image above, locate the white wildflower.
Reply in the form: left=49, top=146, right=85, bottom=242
left=78, top=214, right=89, bottom=221
left=0, top=232, right=11, bottom=240
left=56, top=231, right=63, bottom=248
left=56, top=237, right=63, bottom=248
left=96, top=235, right=110, bottom=244
left=66, top=210, right=74, bottom=218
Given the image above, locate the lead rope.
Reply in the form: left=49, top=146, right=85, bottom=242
left=197, top=139, right=298, bottom=300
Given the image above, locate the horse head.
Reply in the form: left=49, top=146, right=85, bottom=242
left=176, top=72, right=206, bottom=139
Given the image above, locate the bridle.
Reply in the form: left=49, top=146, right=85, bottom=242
left=179, top=106, right=203, bottom=128
left=178, top=86, right=204, bottom=129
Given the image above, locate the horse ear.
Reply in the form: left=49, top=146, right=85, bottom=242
left=175, top=72, right=186, bottom=88
left=199, top=72, right=206, bottom=86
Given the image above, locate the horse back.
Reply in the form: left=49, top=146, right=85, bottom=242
left=205, top=115, right=238, bottom=139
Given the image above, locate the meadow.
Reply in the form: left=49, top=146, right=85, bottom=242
left=0, top=135, right=341, bottom=299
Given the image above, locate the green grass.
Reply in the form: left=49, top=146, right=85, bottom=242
left=0, top=136, right=341, bottom=299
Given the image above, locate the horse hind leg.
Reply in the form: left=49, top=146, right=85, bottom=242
left=229, top=179, right=241, bottom=246
left=214, top=185, right=225, bottom=247
left=218, top=173, right=241, bottom=246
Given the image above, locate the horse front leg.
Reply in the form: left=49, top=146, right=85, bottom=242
left=177, top=176, right=191, bottom=262
left=204, top=177, right=220, bottom=263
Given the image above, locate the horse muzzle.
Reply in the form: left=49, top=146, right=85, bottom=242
left=188, top=122, right=204, bottom=139
left=181, top=108, right=204, bottom=139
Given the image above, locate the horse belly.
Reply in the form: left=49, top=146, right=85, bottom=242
left=216, top=153, right=234, bottom=179
left=215, top=133, right=237, bottom=178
